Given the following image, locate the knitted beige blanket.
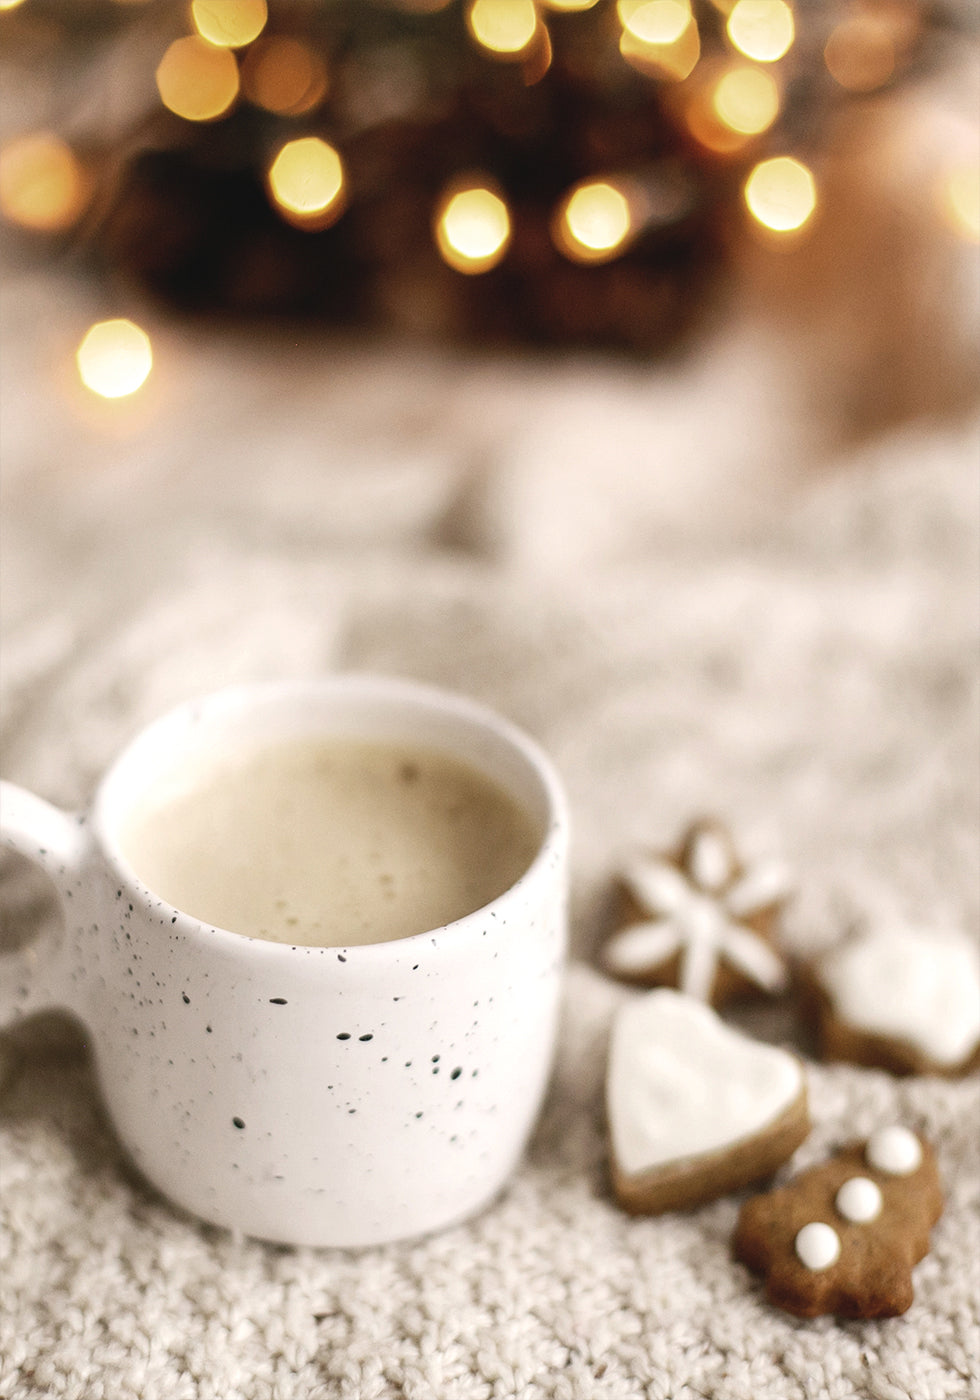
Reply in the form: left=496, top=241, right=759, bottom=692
left=2, top=277, right=978, bottom=1399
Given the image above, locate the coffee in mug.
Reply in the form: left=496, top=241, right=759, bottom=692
left=0, top=675, right=569, bottom=1247
left=117, top=737, right=540, bottom=947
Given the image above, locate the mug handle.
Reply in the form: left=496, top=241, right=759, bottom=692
left=0, top=780, right=90, bottom=1026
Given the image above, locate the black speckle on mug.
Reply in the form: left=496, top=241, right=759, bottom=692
left=337, top=954, right=347, bottom=963
left=359, top=1034, right=373, bottom=1042
left=232, top=1117, right=246, bottom=1129
left=206, top=1025, right=213, bottom=1034
left=269, top=997, right=288, bottom=1005
left=182, top=993, right=190, bottom=1004
left=451, top=1067, right=462, bottom=1080
left=415, top=1112, right=423, bottom=1119
left=336, top=1032, right=351, bottom=1041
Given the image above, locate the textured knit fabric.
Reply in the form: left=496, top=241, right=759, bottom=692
left=1, top=277, right=978, bottom=1399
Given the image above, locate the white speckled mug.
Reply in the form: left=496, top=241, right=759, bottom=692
left=0, top=676, right=568, bottom=1247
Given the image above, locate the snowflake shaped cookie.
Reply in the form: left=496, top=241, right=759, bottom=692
left=602, top=818, right=793, bottom=1006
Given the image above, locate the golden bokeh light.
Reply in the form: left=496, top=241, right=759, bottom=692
left=619, top=0, right=691, bottom=44
left=156, top=36, right=239, bottom=121
left=191, top=0, right=268, bottom=49
left=466, top=0, right=538, bottom=56
left=619, top=1, right=699, bottom=81
left=76, top=319, right=153, bottom=399
left=0, top=132, right=88, bottom=233
left=541, top=0, right=600, bottom=10
left=744, top=155, right=816, bottom=232
left=267, top=137, right=346, bottom=229
left=435, top=183, right=511, bottom=274
left=940, top=162, right=980, bottom=243
left=0, top=0, right=29, bottom=10
left=713, top=64, right=780, bottom=134
left=555, top=180, right=633, bottom=263
left=242, top=36, right=328, bottom=115
left=727, top=0, right=794, bottom=62
left=824, top=15, right=896, bottom=92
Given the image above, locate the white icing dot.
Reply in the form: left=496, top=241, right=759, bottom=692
left=866, top=1125, right=922, bottom=1176
left=688, top=829, right=734, bottom=892
left=795, top=1221, right=841, bottom=1271
left=835, top=1176, right=883, bottom=1223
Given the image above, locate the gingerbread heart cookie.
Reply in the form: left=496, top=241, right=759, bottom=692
left=734, top=1126, right=944, bottom=1318
left=602, top=818, right=793, bottom=1007
left=806, top=925, right=980, bottom=1077
left=606, top=990, right=810, bottom=1214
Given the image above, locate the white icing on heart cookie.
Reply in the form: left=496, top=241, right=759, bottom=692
left=819, top=926, right=980, bottom=1068
left=607, top=989, right=805, bottom=1178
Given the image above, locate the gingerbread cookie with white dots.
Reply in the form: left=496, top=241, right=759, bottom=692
left=807, top=925, right=980, bottom=1077
left=602, top=818, right=794, bottom=1007
left=734, top=1126, right=943, bottom=1318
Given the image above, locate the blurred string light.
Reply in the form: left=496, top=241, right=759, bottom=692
left=435, top=180, right=512, bottom=273
left=726, top=0, right=794, bottom=62
left=4, top=0, right=960, bottom=356
left=713, top=65, right=780, bottom=135
left=156, top=35, right=239, bottom=121
left=744, top=154, right=816, bottom=232
left=466, top=0, right=539, bottom=57
left=619, top=0, right=700, bottom=82
left=0, top=132, right=88, bottom=233
left=824, top=13, right=897, bottom=92
left=267, top=136, right=345, bottom=229
left=554, top=179, right=634, bottom=263
left=0, top=0, right=28, bottom=10
left=76, top=319, right=153, bottom=398
left=191, top=0, right=268, bottom=49
left=241, top=36, right=328, bottom=115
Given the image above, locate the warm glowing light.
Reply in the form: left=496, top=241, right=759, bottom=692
left=435, top=184, right=511, bottom=274
left=824, top=16, right=896, bottom=92
left=0, top=132, right=87, bottom=233
left=76, top=319, right=153, bottom=399
left=727, top=0, right=794, bottom=62
left=467, top=0, right=538, bottom=56
left=619, top=2, right=699, bottom=81
left=744, top=155, right=816, bottom=232
left=0, top=0, right=29, bottom=10
left=542, top=0, right=599, bottom=9
left=713, top=65, right=779, bottom=134
left=156, top=36, right=239, bottom=121
left=268, top=137, right=345, bottom=229
left=242, top=37, right=327, bottom=115
left=556, top=181, right=632, bottom=263
left=619, top=0, right=690, bottom=44
left=191, top=0, right=267, bottom=49
left=941, top=163, right=980, bottom=242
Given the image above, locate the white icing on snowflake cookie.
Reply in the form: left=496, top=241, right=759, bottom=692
left=606, top=989, right=809, bottom=1214
left=603, top=819, right=793, bottom=1005
left=816, top=925, right=980, bottom=1074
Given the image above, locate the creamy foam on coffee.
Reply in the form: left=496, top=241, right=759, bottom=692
left=118, top=737, right=539, bottom=946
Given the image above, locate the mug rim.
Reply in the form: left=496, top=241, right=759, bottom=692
left=92, top=673, right=569, bottom=964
